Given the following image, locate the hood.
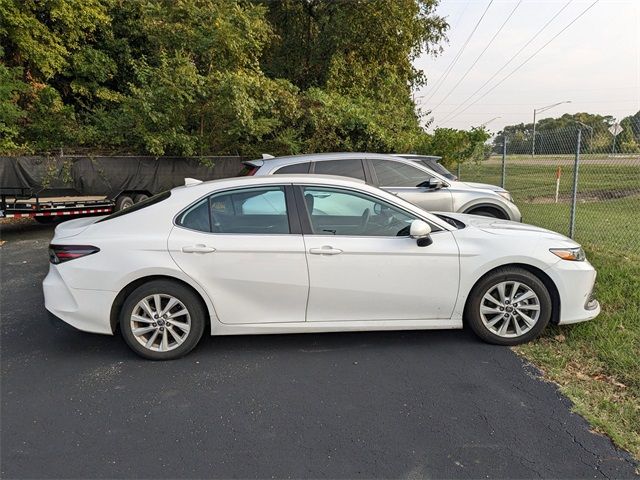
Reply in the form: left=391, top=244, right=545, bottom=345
left=52, top=216, right=103, bottom=240
left=437, top=212, right=577, bottom=243
left=462, top=181, right=504, bottom=193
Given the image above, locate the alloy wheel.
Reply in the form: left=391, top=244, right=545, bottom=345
left=479, top=281, right=541, bottom=338
left=130, top=294, right=191, bottom=352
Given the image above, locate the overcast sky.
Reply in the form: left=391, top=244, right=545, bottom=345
left=414, top=0, right=640, bottom=132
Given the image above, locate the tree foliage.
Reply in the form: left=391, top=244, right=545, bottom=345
left=426, top=127, right=490, bottom=167
left=493, top=112, right=640, bottom=154
left=0, top=0, right=489, bottom=159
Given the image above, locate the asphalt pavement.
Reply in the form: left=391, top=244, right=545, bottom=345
left=1, top=220, right=638, bottom=479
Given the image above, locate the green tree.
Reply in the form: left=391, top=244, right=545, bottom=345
left=427, top=127, right=490, bottom=168
left=0, top=0, right=454, bottom=156
left=0, top=48, right=26, bottom=152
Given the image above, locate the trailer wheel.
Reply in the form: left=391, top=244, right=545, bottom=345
left=115, top=195, right=134, bottom=211
left=35, top=216, right=62, bottom=224
left=133, top=194, right=149, bottom=204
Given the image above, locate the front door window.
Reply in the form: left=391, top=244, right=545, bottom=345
left=301, top=186, right=419, bottom=237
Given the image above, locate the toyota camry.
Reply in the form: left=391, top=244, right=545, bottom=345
left=43, top=175, right=600, bottom=360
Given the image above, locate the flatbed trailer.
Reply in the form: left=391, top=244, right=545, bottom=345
left=0, top=155, right=245, bottom=221
left=1, top=189, right=115, bottom=220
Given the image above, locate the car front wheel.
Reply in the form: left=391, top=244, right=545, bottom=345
left=120, top=280, right=206, bottom=360
left=465, top=267, right=552, bottom=345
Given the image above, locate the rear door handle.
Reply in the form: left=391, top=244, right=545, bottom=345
left=309, top=246, right=343, bottom=255
left=182, top=244, right=216, bottom=254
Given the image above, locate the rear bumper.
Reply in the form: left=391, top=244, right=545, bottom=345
left=43, top=265, right=115, bottom=335
left=48, top=311, right=81, bottom=332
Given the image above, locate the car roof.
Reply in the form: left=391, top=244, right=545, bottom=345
left=392, top=154, right=443, bottom=162
left=245, top=152, right=413, bottom=168
left=172, top=174, right=367, bottom=194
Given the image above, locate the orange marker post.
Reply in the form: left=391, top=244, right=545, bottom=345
left=555, top=166, right=562, bottom=203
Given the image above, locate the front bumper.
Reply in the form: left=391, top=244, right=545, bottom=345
left=546, top=259, right=600, bottom=325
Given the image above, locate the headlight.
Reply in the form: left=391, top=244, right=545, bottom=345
left=496, top=191, right=513, bottom=202
left=550, top=247, right=586, bottom=261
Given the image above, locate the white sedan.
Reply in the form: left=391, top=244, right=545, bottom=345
left=43, top=175, right=600, bottom=360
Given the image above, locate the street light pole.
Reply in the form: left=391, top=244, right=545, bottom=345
left=532, top=109, right=537, bottom=156
left=479, top=116, right=501, bottom=128
left=532, top=101, right=571, bottom=156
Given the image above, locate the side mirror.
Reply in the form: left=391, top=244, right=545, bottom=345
left=416, top=179, right=444, bottom=190
left=429, top=178, right=444, bottom=190
left=410, top=219, right=433, bottom=247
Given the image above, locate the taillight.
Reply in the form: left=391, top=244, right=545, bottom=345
left=49, top=245, right=100, bottom=264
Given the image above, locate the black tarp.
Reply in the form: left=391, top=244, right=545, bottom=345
left=0, top=156, right=247, bottom=198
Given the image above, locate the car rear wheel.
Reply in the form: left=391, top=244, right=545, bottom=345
left=120, top=280, right=205, bottom=360
left=465, top=267, right=551, bottom=345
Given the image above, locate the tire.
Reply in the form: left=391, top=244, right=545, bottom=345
left=467, top=207, right=503, bottom=219
left=133, top=193, right=149, bottom=204
left=465, top=267, right=551, bottom=346
left=115, top=195, right=134, bottom=211
left=35, top=216, right=62, bottom=224
left=119, top=280, right=206, bottom=360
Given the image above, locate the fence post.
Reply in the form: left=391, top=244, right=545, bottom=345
left=501, top=135, right=507, bottom=188
left=569, top=128, right=582, bottom=239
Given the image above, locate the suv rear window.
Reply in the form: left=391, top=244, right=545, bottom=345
left=97, top=191, right=171, bottom=223
left=275, top=162, right=311, bottom=174
left=237, top=164, right=259, bottom=176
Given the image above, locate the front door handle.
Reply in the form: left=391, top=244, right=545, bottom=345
left=309, top=246, right=343, bottom=256
left=182, top=244, right=216, bottom=254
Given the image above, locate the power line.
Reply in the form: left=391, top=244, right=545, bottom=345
left=436, top=0, right=574, bottom=124
left=436, top=100, right=635, bottom=107
left=430, top=0, right=523, bottom=111
left=422, top=0, right=494, bottom=105
left=440, top=0, right=600, bottom=126
left=451, top=0, right=471, bottom=30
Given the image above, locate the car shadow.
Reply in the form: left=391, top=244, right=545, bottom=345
left=37, top=315, right=486, bottom=363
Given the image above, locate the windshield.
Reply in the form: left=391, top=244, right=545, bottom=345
left=421, top=160, right=456, bottom=180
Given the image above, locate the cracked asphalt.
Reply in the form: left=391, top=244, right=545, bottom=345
left=1, top=221, right=638, bottom=479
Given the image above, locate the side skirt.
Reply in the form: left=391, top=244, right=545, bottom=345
left=210, top=318, right=463, bottom=336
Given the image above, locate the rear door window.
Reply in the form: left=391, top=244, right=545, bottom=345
left=176, top=186, right=290, bottom=234
left=313, top=159, right=366, bottom=181
left=210, top=186, right=289, bottom=234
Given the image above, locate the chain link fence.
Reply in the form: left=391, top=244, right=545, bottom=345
left=459, top=119, right=640, bottom=256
